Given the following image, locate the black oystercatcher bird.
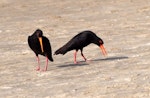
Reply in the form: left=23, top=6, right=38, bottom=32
left=28, top=29, right=53, bottom=71
left=54, top=30, right=107, bottom=64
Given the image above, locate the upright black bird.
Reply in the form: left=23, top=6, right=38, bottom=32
left=28, top=29, right=53, bottom=71
left=54, top=30, right=107, bottom=64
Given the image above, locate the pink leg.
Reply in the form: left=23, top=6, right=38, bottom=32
left=42, top=56, right=48, bottom=71
left=74, top=50, right=78, bottom=64
left=36, top=56, right=40, bottom=71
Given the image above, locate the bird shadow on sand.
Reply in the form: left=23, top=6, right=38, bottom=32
left=92, top=56, right=128, bottom=62
left=57, top=56, right=128, bottom=68
left=57, top=62, right=88, bottom=68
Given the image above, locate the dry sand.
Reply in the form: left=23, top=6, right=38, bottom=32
left=0, top=0, right=150, bottom=98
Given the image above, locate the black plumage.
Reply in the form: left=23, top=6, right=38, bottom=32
left=28, top=29, right=53, bottom=71
left=54, top=30, right=107, bottom=64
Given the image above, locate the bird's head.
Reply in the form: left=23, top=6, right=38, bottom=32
left=96, top=38, right=107, bottom=56
left=35, top=29, right=44, bottom=53
left=35, top=29, right=43, bottom=37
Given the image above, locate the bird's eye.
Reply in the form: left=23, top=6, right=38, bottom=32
left=99, top=40, right=102, bottom=44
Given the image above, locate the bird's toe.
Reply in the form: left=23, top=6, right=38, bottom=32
left=36, top=66, right=40, bottom=71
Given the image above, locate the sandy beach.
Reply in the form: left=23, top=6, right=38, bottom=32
left=0, top=0, right=150, bottom=98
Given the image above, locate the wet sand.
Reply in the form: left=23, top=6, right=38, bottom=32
left=0, top=0, right=150, bottom=98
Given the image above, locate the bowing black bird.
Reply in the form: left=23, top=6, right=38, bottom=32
left=54, top=30, right=107, bottom=64
left=28, top=29, right=53, bottom=71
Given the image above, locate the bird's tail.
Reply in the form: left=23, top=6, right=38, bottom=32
left=47, top=54, right=54, bottom=62
left=54, top=47, right=67, bottom=55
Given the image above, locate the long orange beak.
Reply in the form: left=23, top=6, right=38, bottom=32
left=38, top=37, right=44, bottom=52
left=100, top=44, right=107, bottom=56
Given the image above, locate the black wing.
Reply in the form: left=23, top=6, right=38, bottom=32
left=42, top=36, right=53, bottom=61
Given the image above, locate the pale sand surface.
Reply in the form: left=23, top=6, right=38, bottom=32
left=0, top=0, right=150, bottom=98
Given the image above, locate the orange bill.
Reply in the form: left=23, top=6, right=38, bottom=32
left=38, top=37, right=44, bottom=52
left=100, top=45, right=107, bottom=56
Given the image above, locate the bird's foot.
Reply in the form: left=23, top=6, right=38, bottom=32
left=36, top=66, right=40, bottom=71
left=85, top=59, right=92, bottom=63
left=41, top=68, right=47, bottom=72
left=74, top=60, right=91, bottom=64
left=74, top=61, right=79, bottom=64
